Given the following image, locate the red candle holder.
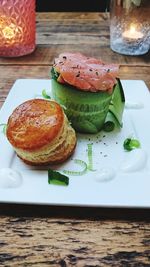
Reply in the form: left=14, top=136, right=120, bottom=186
left=0, top=0, right=36, bottom=57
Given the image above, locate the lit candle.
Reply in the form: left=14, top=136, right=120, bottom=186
left=110, top=0, right=149, bottom=55
left=0, top=18, right=22, bottom=43
left=0, top=0, right=35, bottom=57
left=122, top=25, right=144, bottom=42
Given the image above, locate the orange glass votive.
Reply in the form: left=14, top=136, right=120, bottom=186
left=0, top=0, right=36, bottom=57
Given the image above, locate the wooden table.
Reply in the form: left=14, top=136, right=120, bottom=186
left=0, top=13, right=150, bottom=266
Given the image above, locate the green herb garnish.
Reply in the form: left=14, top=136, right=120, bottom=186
left=0, top=123, right=7, bottom=135
left=42, top=89, right=51, bottom=99
left=51, top=67, right=59, bottom=80
left=87, top=143, right=96, bottom=171
left=48, top=169, right=69, bottom=186
left=123, top=138, right=141, bottom=151
left=63, top=159, right=87, bottom=176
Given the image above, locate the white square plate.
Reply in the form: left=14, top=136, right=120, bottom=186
left=0, top=79, right=150, bottom=208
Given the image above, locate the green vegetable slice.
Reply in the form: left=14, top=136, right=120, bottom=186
left=51, top=79, right=112, bottom=134
left=42, top=89, right=51, bottom=99
left=0, top=123, right=7, bottom=135
left=51, top=67, right=59, bottom=80
left=87, top=143, right=96, bottom=171
left=109, top=78, right=125, bottom=127
left=103, top=111, right=116, bottom=132
left=123, top=138, right=141, bottom=151
left=63, top=159, right=87, bottom=176
left=48, top=169, right=69, bottom=186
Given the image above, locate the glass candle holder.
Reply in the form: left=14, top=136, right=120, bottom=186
left=0, top=0, right=36, bottom=57
left=110, top=0, right=150, bottom=55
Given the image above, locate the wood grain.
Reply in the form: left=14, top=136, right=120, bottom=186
left=0, top=216, right=149, bottom=266
left=0, top=12, right=150, bottom=266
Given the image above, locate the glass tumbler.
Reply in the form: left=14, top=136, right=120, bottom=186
left=110, top=0, right=150, bottom=55
left=0, top=0, right=36, bottom=57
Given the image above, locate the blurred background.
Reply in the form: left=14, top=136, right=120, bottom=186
left=36, top=0, right=110, bottom=12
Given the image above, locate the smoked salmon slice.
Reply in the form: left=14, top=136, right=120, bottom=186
left=53, top=52, right=119, bottom=93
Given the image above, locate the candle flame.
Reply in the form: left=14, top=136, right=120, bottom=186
left=0, top=16, right=22, bottom=40
left=2, top=24, right=16, bottom=39
left=129, top=25, right=136, bottom=34
left=130, top=25, right=136, bottom=34
left=123, top=24, right=144, bottom=41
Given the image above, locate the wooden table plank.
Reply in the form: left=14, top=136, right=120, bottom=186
left=36, top=12, right=108, bottom=20
left=0, top=45, right=149, bottom=66
left=0, top=204, right=150, bottom=267
left=0, top=208, right=149, bottom=266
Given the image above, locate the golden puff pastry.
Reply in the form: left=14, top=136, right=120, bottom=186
left=6, top=99, right=76, bottom=165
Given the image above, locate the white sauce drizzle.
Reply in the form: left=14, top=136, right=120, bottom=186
left=120, top=149, right=147, bottom=173
left=95, top=167, right=116, bottom=182
left=125, top=101, right=144, bottom=109
left=0, top=168, right=22, bottom=188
